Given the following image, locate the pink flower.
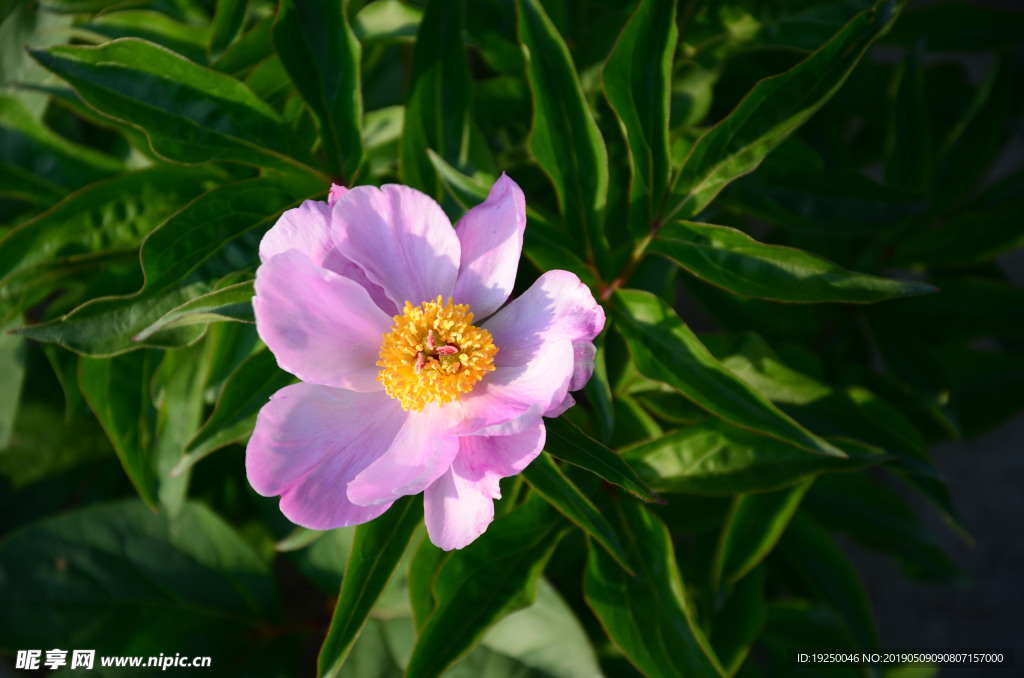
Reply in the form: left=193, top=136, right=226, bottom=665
left=246, top=175, right=605, bottom=550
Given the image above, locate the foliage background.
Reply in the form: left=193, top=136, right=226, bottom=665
left=1, top=0, right=1022, bottom=676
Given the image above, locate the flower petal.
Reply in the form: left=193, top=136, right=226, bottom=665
left=333, top=184, right=460, bottom=308
left=452, top=173, right=526, bottom=319
left=346, top=403, right=460, bottom=506
left=488, top=269, right=605, bottom=403
left=448, top=270, right=604, bottom=434
left=424, top=423, right=546, bottom=550
left=254, top=249, right=391, bottom=391
left=328, top=183, right=348, bottom=206
left=259, top=199, right=344, bottom=272
left=246, top=384, right=404, bottom=529
left=259, top=196, right=396, bottom=314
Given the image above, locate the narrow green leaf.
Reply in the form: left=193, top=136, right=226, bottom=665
left=804, top=473, right=962, bottom=584
left=603, top=0, right=677, bottom=237
left=84, top=10, right=210, bottom=64
left=400, top=0, right=471, bottom=199
left=274, top=0, right=364, bottom=181
left=30, top=39, right=318, bottom=174
left=523, top=451, right=633, bottom=573
left=407, top=534, right=451, bottom=633
left=0, top=166, right=215, bottom=288
left=664, top=1, right=899, bottom=221
left=178, top=347, right=295, bottom=472
left=318, top=496, right=423, bottom=678
left=884, top=2, right=1024, bottom=51
left=78, top=350, right=159, bottom=507
left=778, top=512, right=880, bottom=650
left=210, top=0, right=249, bottom=58
left=893, top=197, right=1024, bottom=266
left=404, top=496, right=569, bottom=678
left=759, top=601, right=866, bottom=678
left=584, top=497, right=725, bottom=678
left=623, top=418, right=883, bottom=495
left=0, top=500, right=279, bottom=653
left=714, top=480, right=813, bottom=587
left=614, top=289, right=846, bottom=457
left=0, top=316, right=27, bottom=449
left=133, top=280, right=254, bottom=341
left=12, top=176, right=313, bottom=355
left=720, top=164, right=917, bottom=236
left=518, top=0, right=610, bottom=270
left=885, top=45, right=932, bottom=192
left=650, top=220, right=935, bottom=303
left=0, top=93, right=123, bottom=192
left=710, top=567, right=766, bottom=677
left=544, top=416, right=661, bottom=503
left=353, top=0, right=423, bottom=44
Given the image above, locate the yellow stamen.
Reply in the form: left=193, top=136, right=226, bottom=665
left=377, top=296, right=498, bottom=412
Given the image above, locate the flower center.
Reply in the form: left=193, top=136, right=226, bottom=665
left=377, top=296, right=498, bottom=412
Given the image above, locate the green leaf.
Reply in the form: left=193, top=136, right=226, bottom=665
left=885, top=45, right=932, bottom=192
left=650, top=220, right=935, bottom=303
left=544, top=416, right=661, bottom=503
left=0, top=316, right=26, bottom=449
left=759, top=601, right=866, bottom=678
left=664, top=1, right=899, bottom=222
left=523, top=451, right=633, bottom=574
left=719, top=164, right=916, bottom=236
left=133, top=280, right=254, bottom=341
left=0, top=93, right=123, bottom=193
left=407, top=533, right=452, bottom=632
left=404, top=495, right=570, bottom=678
left=78, top=350, right=160, bottom=507
left=714, top=480, right=813, bottom=587
left=884, top=2, right=1024, bottom=52
left=353, top=0, right=423, bottom=44
left=709, top=566, right=765, bottom=677
left=804, top=473, right=962, bottom=584
left=12, top=176, right=313, bottom=355
left=318, top=495, right=422, bottom=678
left=893, top=197, right=1024, bottom=266
left=614, top=289, right=845, bottom=457
left=209, top=0, right=249, bottom=58
left=178, top=347, right=295, bottom=473
left=0, top=166, right=214, bottom=289
left=777, top=512, right=879, bottom=650
left=274, top=0, right=364, bottom=181
left=603, top=0, right=677, bottom=238
left=30, top=39, right=319, bottom=174
left=518, top=0, right=609, bottom=270
left=84, top=10, right=211, bottom=64
left=584, top=497, right=725, bottom=678
left=623, top=418, right=882, bottom=495
left=400, top=0, right=472, bottom=199
left=0, top=500, right=279, bottom=654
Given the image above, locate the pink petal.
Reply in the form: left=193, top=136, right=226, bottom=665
left=447, top=270, right=604, bottom=434
left=246, top=384, right=405, bottom=529
left=332, top=184, right=460, bottom=308
left=487, top=270, right=604, bottom=397
left=328, top=183, right=348, bottom=206
left=259, top=196, right=396, bottom=315
left=452, top=173, right=526, bottom=319
left=259, top=199, right=344, bottom=273
left=424, top=423, right=546, bottom=550
left=446, top=339, right=575, bottom=436
left=346, top=403, right=460, bottom=506
left=253, top=249, right=391, bottom=391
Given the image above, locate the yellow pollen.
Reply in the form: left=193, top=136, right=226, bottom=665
left=377, top=296, right=498, bottom=412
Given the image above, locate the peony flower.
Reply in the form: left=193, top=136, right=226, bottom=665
left=246, top=174, right=604, bottom=550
